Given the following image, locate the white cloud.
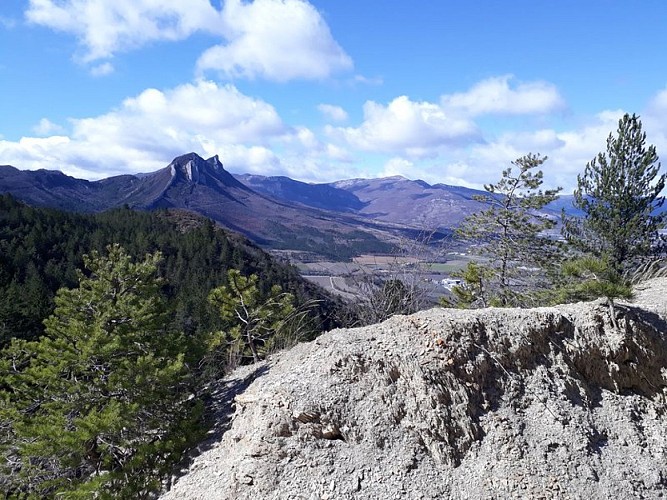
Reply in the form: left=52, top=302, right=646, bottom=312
left=377, top=157, right=482, bottom=188
left=351, top=74, right=383, bottom=86
left=354, top=109, right=626, bottom=193
left=1, top=80, right=293, bottom=178
left=115, top=81, right=286, bottom=143
left=0, top=104, right=631, bottom=190
left=329, top=95, right=481, bottom=156
left=33, top=118, right=66, bottom=136
left=327, top=77, right=567, bottom=159
left=551, top=110, right=622, bottom=161
left=25, top=0, right=352, bottom=82
left=90, top=61, right=114, bottom=76
left=26, top=0, right=223, bottom=62
left=458, top=110, right=625, bottom=192
left=647, top=88, right=667, bottom=113
left=441, top=75, right=565, bottom=116
left=317, top=104, right=348, bottom=122
left=319, top=77, right=582, bottom=187
left=273, top=154, right=359, bottom=183
left=214, top=144, right=285, bottom=175
left=5, top=74, right=653, bottom=191
left=196, top=0, right=352, bottom=81
left=380, top=157, right=414, bottom=178
left=325, top=144, right=352, bottom=162
left=1, top=77, right=364, bottom=182
left=640, top=88, right=667, bottom=158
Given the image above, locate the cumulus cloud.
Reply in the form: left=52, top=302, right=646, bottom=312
left=327, top=77, right=567, bottom=159
left=447, top=110, right=625, bottom=192
left=1, top=76, right=364, bottom=182
left=317, top=104, right=348, bottom=122
left=376, top=157, right=481, bottom=188
left=115, top=81, right=286, bottom=143
left=646, top=88, right=667, bottom=113
left=344, top=109, right=625, bottom=192
left=380, top=157, right=414, bottom=178
left=196, top=0, right=352, bottom=81
left=0, top=80, right=294, bottom=178
left=318, top=77, right=584, bottom=187
left=330, top=96, right=481, bottom=157
left=325, top=144, right=352, bottom=162
left=3, top=73, right=649, bottom=190
left=441, top=75, right=565, bottom=116
left=25, top=0, right=352, bottom=82
left=26, top=0, right=222, bottom=62
left=275, top=126, right=355, bottom=175
left=33, top=118, right=65, bottom=136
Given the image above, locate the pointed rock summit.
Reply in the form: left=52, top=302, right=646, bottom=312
left=166, top=153, right=248, bottom=190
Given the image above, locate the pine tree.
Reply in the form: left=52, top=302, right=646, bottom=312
left=208, top=269, right=299, bottom=364
left=441, top=261, right=494, bottom=309
left=0, top=245, right=203, bottom=497
left=557, top=255, right=632, bottom=301
left=563, top=113, right=666, bottom=274
left=454, top=153, right=562, bottom=307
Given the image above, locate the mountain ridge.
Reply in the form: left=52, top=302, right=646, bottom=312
left=0, top=153, right=580, bottom=257
left=0, top=154, right=405, bottom=259
left=237, top=171, right=576, bottom=228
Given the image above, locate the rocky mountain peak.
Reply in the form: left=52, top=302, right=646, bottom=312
left=167, top=153, right=227, bottom=184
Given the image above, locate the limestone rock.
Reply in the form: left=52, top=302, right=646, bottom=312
left=163, top=278, right=667, bottom=499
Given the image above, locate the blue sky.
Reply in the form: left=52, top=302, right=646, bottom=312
left=2, top=1, right=667, bottom=191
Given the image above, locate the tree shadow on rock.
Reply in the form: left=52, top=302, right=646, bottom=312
left=166, top=363, right=270, bottom=490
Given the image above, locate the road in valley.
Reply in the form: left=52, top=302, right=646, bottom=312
left=302, top=275, right=358, bottom=300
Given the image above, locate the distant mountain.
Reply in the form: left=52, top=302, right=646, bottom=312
left=235, top=173, right=581, bottom=228
left=120, top=153, right=253, bottom=208
left=0, top=155, right=400, bottom=259
left=0, top=165, right=115, bottom=212
left=331, top=176, right=489, bottom=228
left=237, top=174, right=365, bottom=212
left=544, top=194, right=583, bottom=217
left=237, top=174, right=496, bottom=228
left=1, top=156, right=252, bottom=213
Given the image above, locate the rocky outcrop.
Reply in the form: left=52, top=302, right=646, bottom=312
left=163, top=279, right=667, bottom=499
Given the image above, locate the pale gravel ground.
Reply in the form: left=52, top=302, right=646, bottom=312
left=163, top=278, right=667, bottom=500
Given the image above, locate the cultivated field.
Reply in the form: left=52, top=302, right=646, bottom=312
left=296, top=252, right=475, bottom=301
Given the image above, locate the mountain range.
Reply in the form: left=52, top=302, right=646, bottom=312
left=0, top=153, right=575, bottom=258
left=238, top=173, right=504, bottom=228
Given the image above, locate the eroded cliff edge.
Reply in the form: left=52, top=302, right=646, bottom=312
left=163, top=279, right=667, bottom=499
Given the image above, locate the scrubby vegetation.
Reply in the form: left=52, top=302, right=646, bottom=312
left=560, top=113, right=666, bottom=303
left=452, top=153, right=562, bottom=307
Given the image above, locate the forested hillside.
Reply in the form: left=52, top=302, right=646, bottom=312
left=0, top=194, right=348, bottom=496
left=0, top=194, right=342, bottom=346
